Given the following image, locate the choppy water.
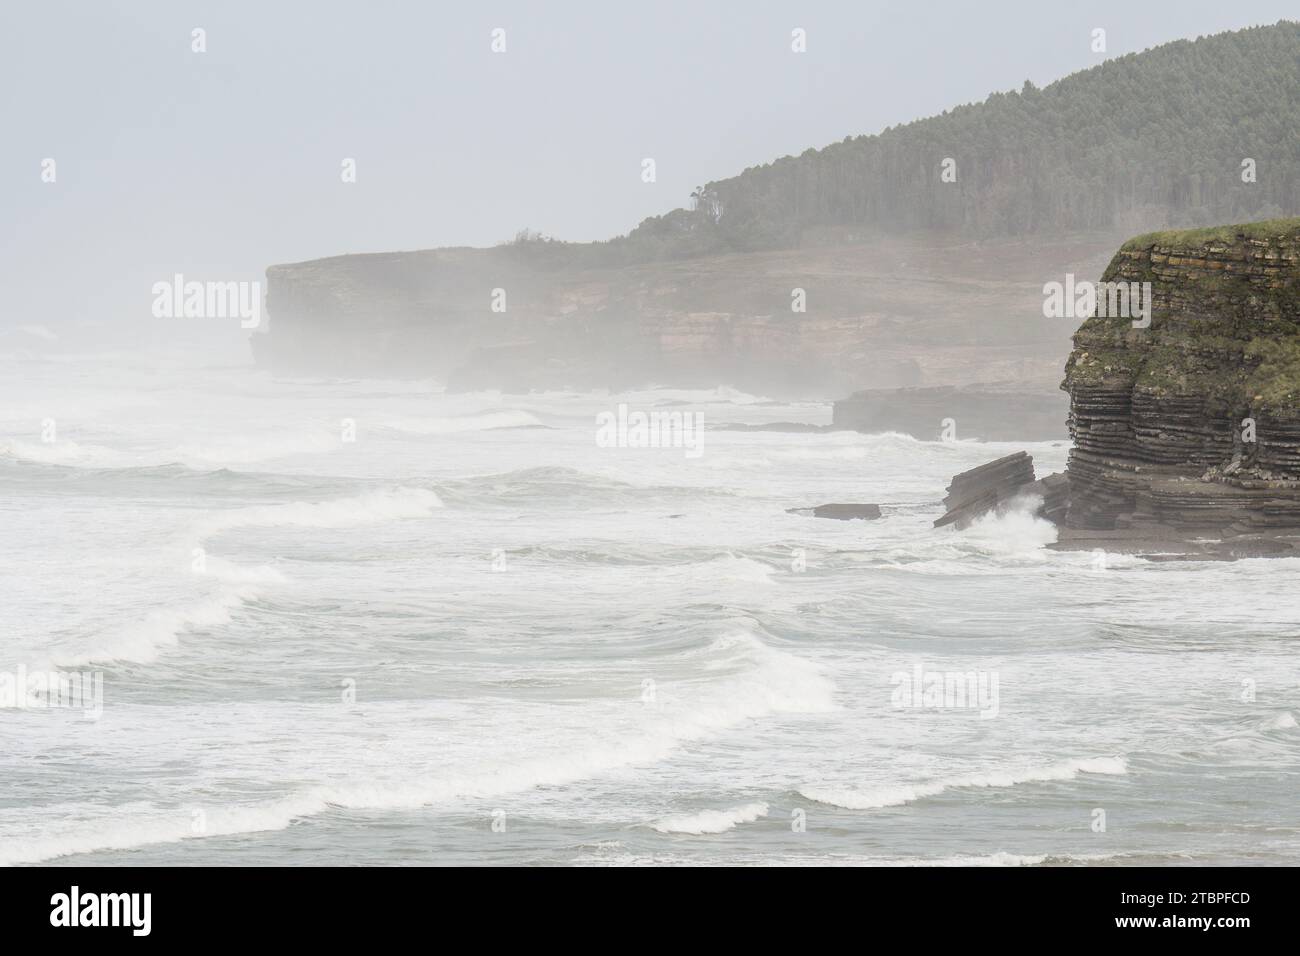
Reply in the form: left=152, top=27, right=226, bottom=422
left=2, top=353, right=1298, bottom=866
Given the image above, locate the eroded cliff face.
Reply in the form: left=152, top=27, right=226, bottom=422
left=1061, top=219, right=1300, bottom=540
left=261, top=235, right=1115, bottom=396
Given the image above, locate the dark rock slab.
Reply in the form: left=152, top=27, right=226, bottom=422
left=787, top=503, right=883, bottom=520
left=934, top=452, right=1037, bottom=529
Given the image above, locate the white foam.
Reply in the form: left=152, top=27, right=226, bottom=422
left=0, top=431, right=343, bottom=470
left=13, top=324, right=59, bottom=343
left=956, top=498, right=1059, bottom=553
left=869, top=851, right=1120, bottom=867
left=0, top=439, right=126, bottom=468
left=171, top=431, right=343, bottom=465
left=383, top=410, right=542, bottom=433
left=799, top=756, right=1126, bottom=810
left=700, top=554, right=776, bottom=585
left=6, top=632, right=833, bottom=863
left=45, top=489, right=439, bottom=667
left=51, top=588, right=252, bottom=667
left=200, top=556, right=286, bottom=585
left=1266, top=712, right=1297, bottom=730
left=613, top=385, right=772, bottom=406
left=195, top=487, right=442, bottom=538
left=652, top=802, right=769, bottom=834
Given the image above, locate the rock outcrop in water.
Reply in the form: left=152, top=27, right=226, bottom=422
left=1058, top=218, right=1300, bottom=553
left=934, top=452, right=1036, bottom=529
left=934, top=219, right=1300, bottom=555
left=933, top=219, right=1300, bottom=554
left=933, top=453, right=1069, bottom=530
left=789, top=503, right=883, bottom=521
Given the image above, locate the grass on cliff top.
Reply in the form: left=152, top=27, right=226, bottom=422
left=1122, top=217, right=1300, bottom=251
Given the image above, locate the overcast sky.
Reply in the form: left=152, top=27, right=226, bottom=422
left=1, top=0, right=1295, bottom=345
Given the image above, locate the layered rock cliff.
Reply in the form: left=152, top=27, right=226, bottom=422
left=1059, top=218, right=1300, bottom=547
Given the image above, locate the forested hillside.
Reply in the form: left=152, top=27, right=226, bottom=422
left=599, top=21, right=1300, bottom=261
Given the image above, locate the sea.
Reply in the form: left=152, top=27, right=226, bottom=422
left=2, top=350, right=1298, bottom=866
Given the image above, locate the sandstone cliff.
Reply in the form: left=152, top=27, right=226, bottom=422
left=1060, top=218, right=1300, bottom=547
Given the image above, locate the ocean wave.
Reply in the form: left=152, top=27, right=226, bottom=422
left=4, top=631, right=834, bottom=863
left=170, top=432, right=344, bottom=465
left=651, top=802, right=769, bottom=834
left=865, top=851, right=1121, bottom=867
left=0, top=439, right=126, bottom=469
left=798, top=756, right=1126, bottom=810
left=379, top=410, right=543, bottom=434
left=698, top=553, right=776, bottom=584
left=50, top=588, right=253, bottom=668
left=1265, top=712, right=1297, bottom=730
left=574, top=849, right=1126, bottom=867
left=0, top=431, right=344, bottom=470
left=194, top=487, right=442, bottom=538
left=10, top=324, right=60, bottom=343
left=612, top=385, right=772, bottom=406
left=433, top=465, right=735, bottom=507
left=0, top=457, right=347, bottom=500
left=43, top=488, right=441, bottom=667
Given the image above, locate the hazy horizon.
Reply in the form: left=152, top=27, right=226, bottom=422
left=2, top=0, right=1297, bottom=351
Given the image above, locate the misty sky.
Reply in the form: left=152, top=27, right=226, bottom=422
left=1, top=0, right=1295, bottom=350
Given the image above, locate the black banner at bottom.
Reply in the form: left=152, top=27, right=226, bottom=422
left=0, top=865, right=1285, bottom=942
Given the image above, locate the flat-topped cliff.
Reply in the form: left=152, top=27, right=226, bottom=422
left=1059, top=218, right=1300, bottom=548
left=260, top=234, right=1108, bottom=396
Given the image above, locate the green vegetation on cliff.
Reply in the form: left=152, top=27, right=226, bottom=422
left=613, top=21, right=1300, bottom=262
left=1122, top=216, right=1300, bottom=250
left=1065, top=217, right=1300, bottom=411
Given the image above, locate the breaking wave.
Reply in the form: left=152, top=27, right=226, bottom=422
left=799, top=757, right=1127, bottom=810
left=651, top=802, right=770, bottom=834
left=194, top=487, right=442, bottom=538
left=380, top=410, right=543, bottom=434
left=4, top=631, right=831, bottom=863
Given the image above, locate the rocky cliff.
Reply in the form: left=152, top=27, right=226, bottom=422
left=1059, top=218, right=1300, bottom=549
left=260, top=234, right=1112, bottom=396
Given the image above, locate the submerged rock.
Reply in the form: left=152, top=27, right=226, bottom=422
left=788, top=503, right=883, bottom=520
